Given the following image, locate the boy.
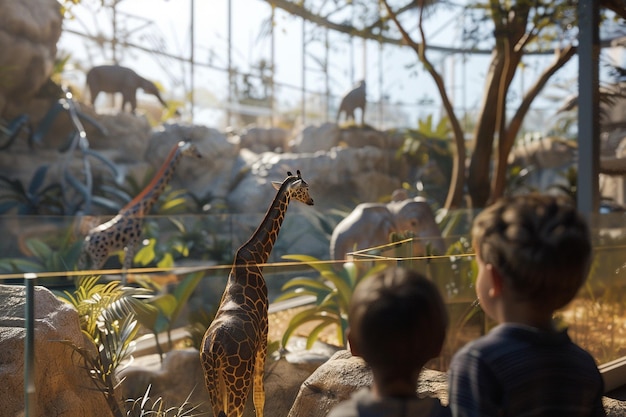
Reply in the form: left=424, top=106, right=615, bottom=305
left=328, top=267, right=450, bottom=417
left=448, top=193, right=605, bottom=416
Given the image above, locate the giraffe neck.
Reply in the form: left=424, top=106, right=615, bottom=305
left=236, top=180, right=293, bottom=266
left=121, top=144, right=183, bottom=215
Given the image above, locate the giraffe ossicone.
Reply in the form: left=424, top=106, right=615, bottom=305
left=201, top=170, right=314, bottom=417
left=77, top=139, right=202, bottom=282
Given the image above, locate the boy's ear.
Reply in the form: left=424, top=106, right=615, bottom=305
left=487, top=264, right=504, bottom=298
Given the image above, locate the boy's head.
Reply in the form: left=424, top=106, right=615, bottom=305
left=348, top=267, right=448, bottom=377
left=472, top=193, right=591, bottom=313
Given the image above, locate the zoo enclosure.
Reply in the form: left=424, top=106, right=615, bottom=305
left=59, top=0, right=566, bottom=133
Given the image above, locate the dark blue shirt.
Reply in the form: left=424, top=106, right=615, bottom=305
left=448, top=323, right=605, bottom=417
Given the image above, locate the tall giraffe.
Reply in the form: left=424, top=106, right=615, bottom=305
left=78, top=140, right=202, bottom=279
left=201, top=170, right=314, bottom=417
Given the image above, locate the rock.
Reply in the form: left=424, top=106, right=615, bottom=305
left=605, top=397, right=626, bottom=417
left=287, top=350, right=448, bottom=417
left=289, top=123, right=340, bottom=153
left=0, top=0, right=62, bottom=116
left=118, top=347, right=313, bottom=417
left=287, top=350, right=373, bottom=417
left=283, top=336, right=343, bottom=373
left=239, top=126, right=289, bottom=153
left=0, top=284, right=113, bottom=417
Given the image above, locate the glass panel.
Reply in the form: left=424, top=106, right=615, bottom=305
left=3, top=210, right=626, bottom=371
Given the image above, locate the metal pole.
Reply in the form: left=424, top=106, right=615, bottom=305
left=190, top=0, right=195, bottom=122
left=302, top=17, right=306, bottom=126
left=24, top=273, right=37, bottom=416
left=577, top=0, right=600, bottom=214
left=379, top=41, right=383, bottom=129
left=270, top=6, right=275, bottom=127
left=227, top=0, right=233, bottom=128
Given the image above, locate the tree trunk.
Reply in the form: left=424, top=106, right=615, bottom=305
left=467, top=2, right=531, bottom=208
left=491, top=45, right=577, bottom=200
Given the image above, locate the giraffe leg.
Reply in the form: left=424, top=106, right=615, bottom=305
left=252, top=343, right=267, bottom=417
left=201, top=348, right=228, bottom=417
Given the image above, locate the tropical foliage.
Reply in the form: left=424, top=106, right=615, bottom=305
left=275, top=254, right=387, bottom=348
left=58, top=276, right=150, bottom=417
left=58, top=275, right=207, bottom=416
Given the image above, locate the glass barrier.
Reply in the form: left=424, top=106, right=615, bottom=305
left=3, top=211, right=626, bottom=372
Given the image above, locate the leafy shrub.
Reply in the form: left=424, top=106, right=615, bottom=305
left=276, top=254, right=386, bottom=349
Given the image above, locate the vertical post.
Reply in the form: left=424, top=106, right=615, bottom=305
left=301, top=17, right=306, bottom=125
left=325, top=28, right=330, bottom=123
left=24, top=273, right=37, bottom=417
left=270, top=5, right=276, bottom=127
left=577, top=0, right=600, bottom=214
left=189, top=0, right=195, bottom=122
left=379, top=41, right=383, bottom=129
left=227, top=0, right=233, bottom=128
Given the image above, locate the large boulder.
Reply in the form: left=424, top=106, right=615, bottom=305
left=286, top=349, right=449, bottom=417
left=0, top=0, right=62, bottom=116
left=0, top=284, right=113, bottom=417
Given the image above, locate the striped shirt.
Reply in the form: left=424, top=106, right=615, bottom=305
left=448, top=323, right=605, bottom=417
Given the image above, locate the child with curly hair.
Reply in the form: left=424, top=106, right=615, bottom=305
left=449, top=193, right=605, bottom=416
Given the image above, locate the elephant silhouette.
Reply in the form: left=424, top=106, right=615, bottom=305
left=336, top=80, right=366, bottom=125
left=330, top=197, right=446, bottom=262
left=85, top=65, right=168, bottom=114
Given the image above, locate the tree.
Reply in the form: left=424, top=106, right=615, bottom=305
left=383, top=0, right=580, bottom=208
left=267, top=0, right=624, bottom=209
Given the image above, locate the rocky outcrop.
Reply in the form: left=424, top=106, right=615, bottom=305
left=0, top=284, right=113, bottom=417
left=0, top=0, right=62, bottom=116
left=286, top=350, right=448, bottom=417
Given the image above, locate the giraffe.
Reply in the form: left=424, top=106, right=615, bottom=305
left=78, top=140, right=202, bottom=280
left=200, top=170, right=314, bottom=417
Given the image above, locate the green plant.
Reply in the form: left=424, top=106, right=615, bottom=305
left=58, top=276, right=154, bottom=417
left=0, top=224, right=83, bottom=287
left=133, top=271, right=205, bottom=360
left=276, top=255, right=387, bottom=349
left=0, top=165, right=65, bottom=214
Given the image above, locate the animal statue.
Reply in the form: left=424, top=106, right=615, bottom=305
left=336, top=80, right=366, bottom=125
left=77, top=140, right=202, bottom=280
left=330, top=197, right=446, bottom=261
left=201, top=170, right=314, bottom=417
left=85, top=65, right=168, bottom=113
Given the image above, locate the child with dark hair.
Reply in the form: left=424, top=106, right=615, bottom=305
left=327, top=267, right=450, bottom=417
left=449, top=193, right=606, bottom=417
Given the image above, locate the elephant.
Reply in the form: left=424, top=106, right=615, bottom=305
left=330, top=197, right=446, bottom=262
left=336, top=80, right=366, bottom=125
left=85, top=65, right=168, bottom=113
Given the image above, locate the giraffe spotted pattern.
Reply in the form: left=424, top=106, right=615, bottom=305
left=78, top=140, right=202, bottom=275
left=201, top=170, right=314, bottom=417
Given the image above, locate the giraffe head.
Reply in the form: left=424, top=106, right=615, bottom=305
left=178, top=139, right=203, bottom=159
left=272, top=170, right=314, bottom=206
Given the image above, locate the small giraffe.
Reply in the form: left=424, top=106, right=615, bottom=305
left=78, top=140, right=202, bottom=279
left=201, top=170, right=314, bottom=417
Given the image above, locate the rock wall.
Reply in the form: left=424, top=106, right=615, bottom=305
left=0, top=284, right=113, bottom=417
left=0, top=0, right=62, bottom=116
